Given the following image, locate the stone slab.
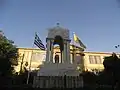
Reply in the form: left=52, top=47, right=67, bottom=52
left=37, top=63, right=80, bottom=76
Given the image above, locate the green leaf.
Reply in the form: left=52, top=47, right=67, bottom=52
left=0, top=31, right=18, bottom=76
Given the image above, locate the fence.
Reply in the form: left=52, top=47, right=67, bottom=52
left=33, top=75, right=83, bottom=88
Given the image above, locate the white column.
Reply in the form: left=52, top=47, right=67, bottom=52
left=66, top=41, right=70, bottom=63
left=62, top=51, right=64, bottom=63
left=50, top=40, right=54, bottom=63
left=63, top=40, right=67, bottom=63
left=70, top=53, right=73, bottom=64
left=46, top=38, right=50, bottom=63
left=61, top=51, right=62, bottom=63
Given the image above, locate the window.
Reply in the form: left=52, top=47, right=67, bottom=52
left=89, top=55, right=102, bottom=64
left=95, top=56, right=102, bottom=64
left=89, top=55, right=95, bottom=64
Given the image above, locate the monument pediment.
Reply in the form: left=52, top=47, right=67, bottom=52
left=48, top=26, right=69, bottom=40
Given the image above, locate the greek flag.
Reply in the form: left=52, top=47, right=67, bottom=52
left=34, top=33, right=45, bottom=50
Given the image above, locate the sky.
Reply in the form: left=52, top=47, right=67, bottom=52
left=1, top=0, right=120, bottom=52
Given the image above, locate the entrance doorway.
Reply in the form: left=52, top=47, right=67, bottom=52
left=53, top=35, right=64, bottom=63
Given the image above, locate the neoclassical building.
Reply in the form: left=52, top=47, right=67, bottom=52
left=15, top=45, right=120, bottom=73
left=15, top=25, right=120, bottom=73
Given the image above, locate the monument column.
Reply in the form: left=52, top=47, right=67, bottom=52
left=66, top=40, right=71, bottom=63
left=60, top=50, right=63, bottom=63
left=46, top=38, right=50, bottom=63
left=63, top=40, right=67, bottom=63
left=62, top=50, right=64, bottom=63
left=50, top=39, right=54, bottom=63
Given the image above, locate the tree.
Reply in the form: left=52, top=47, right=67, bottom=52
left=0, top=31, right=18, bottom=76
left=102, top=52, right=120, bottom=88
left=103, top=53, right=120, bottom=75
left=81, top=71, right=96, bottom=86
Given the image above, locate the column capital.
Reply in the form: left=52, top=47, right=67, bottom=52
left=63, top=39, right=71, bottom=43
left=66, top=39, right=71, bottom=43
left=51, top=39, right=54, bottom=43
left=63, top=40, right=67, bottom=44
left=46, top=38, right=54, bottom=42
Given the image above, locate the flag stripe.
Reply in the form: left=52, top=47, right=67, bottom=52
left=35, top=34, right=42, bottom=42
left=34, top=41, right=41, bottom=49
left=34, top=33, right=45, bottom=50
left=34, top=40, right=45, bottom=49
left=34, top=39, right=44, bottom=47
left=34, top=41, right=45, bottom=50
left=35, top=40, right=45, bottom=48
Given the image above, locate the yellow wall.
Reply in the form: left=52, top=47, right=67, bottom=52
left=15, top=47, right=120, bottom=73
left=84, top=52, right=120, bottom=71
left=15, top=48, right=46, bottom=72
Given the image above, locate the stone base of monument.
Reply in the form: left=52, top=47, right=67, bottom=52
left=33, top=63, right=83, bottom=88
left=37, top=63, right=81, bottom=76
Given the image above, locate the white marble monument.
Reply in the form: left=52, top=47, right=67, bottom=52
left=37, top=24, right=80, bottom=76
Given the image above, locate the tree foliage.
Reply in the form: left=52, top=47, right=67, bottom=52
left=81, top=71, right=96, bottom=86
left=0, top=31, right=18, bottom=76
left=97, top=53, right=120, bottom=87
left=103, top=53, right=120, bottom=72
left=82, top=53, right=120, bottom=88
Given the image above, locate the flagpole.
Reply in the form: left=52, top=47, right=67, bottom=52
left=26, top=32, right=36, bottom=84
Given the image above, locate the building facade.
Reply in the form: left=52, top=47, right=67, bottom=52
left=15, top=46, right=120, bottom=73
